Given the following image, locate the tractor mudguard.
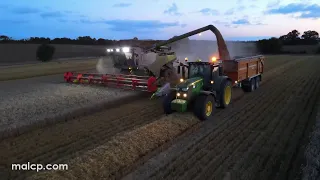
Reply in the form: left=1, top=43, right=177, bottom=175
left=199, top=90, right=217, bottom=101
left=211, top=76, right=231, bottom=92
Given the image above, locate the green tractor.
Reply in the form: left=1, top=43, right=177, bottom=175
left=163, top=61, right=233, bottom=121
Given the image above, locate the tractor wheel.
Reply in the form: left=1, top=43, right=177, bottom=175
left=255, top=76, right=260, bottom=89
left=163, top=92, right=175, bottom=114
left=193, top=95, right=215, bottom=121
left=219, top=80, right=232, bottom=108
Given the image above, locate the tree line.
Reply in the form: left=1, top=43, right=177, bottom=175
left=1, top=29, right=319, bottom=55
left=257, top=29, right=320, bottom=54
left=0, top=35, right=119, bottom=45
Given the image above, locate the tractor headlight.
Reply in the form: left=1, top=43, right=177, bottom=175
left=177, top=92, right=181, bottom=97
left=107, top=49, right=111, bottom=52
left=180, top=78, right=184, bottom=82
left=122, top=47, right=130, bottom=53
left=116, top=48, right=120, bottom=52
left=181, top=87, right=189, bottom=91
left=183, top=93, right=187, bottom=97
left=110, top=49, right=114, bottom=52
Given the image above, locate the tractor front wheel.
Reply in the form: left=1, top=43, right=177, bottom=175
left=193, top=95, right=215, bottom=121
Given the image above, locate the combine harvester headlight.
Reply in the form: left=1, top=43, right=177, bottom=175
left=116, top=48, right=120, bottom=52
left=122, top=47, right=130, bottom=53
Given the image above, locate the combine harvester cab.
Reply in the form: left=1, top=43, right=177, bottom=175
left=105, top=46, right=140, bottom=72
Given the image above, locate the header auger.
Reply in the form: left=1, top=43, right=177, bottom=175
left=63, top=24, right=265, bottom=120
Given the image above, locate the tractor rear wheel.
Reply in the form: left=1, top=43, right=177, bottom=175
left=219, top=80, right=232, bottom=108
left=193, top=95, right=215, bottom=121
left=163, top=92, right=175, bottom=114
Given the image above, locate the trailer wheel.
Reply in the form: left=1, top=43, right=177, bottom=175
left=242, top=79, right=255, bottom=92
left=193, top=95, right=215, bottom=121
left=163, top=92, right=175, bottom=114
left=219, top=80, right=232, bottom=108
left=250, top=78, right=256, bottom=92
left=255, top=76, right=260, bottom=89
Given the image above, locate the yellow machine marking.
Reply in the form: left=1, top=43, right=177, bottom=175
left=224, top=86, right=231, bottom=105
left=206, top=101, right=212, bottom=116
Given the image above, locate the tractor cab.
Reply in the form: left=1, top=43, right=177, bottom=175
left=187, top=62, right=221, bottom=89
left=178, top=56, right=222, bottom=89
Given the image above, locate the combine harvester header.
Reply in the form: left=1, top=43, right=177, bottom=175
left=64, top=72, right=158, bottom=92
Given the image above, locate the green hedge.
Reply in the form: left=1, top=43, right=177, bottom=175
left=36, top=44, right=55, bottom=62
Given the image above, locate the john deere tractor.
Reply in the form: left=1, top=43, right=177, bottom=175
left=163, top=60, right=233, bottom=121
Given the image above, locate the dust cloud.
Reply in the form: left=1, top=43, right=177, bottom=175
left=140, top=52, right=157, bottom=67
left=96, top=56, right=120, bottom=74
left=170, top=38, right=259, bottom=61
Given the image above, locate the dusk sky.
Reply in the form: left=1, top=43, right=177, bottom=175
left=1, top=0, right=319, bottom=41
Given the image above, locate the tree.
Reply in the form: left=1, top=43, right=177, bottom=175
left=286, top=30, right=300, bottom=41
left=36, top=44, right=55, bottom=62
left=302, top=30, right=319, bottom=40
left=0, top=35, right=11, bottom=41
left=279, top=35, right=289, bottom=41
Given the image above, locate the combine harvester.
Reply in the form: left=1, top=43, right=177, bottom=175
left=63, top=24, right=264, bottom=120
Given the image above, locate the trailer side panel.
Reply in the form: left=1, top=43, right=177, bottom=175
left=222, top=55, right=264, bottom=84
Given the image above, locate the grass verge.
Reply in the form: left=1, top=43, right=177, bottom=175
left=0, top=59, right=98, bottom=81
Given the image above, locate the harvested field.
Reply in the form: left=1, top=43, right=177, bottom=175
left=301, top=98, right=320, bottom=180
left=0, top=44, right=106, bottom=64
left=0, top=75, right=141, bottom=139
left=29, top=114, right=200, bottom=180
left=0, top=55, right=319, bottom=180
left=0, top=58, right=99, bottom=81
left=125, top=55, right=320, bottom=180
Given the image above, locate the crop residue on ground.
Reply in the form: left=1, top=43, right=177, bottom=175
left=28, top=114, right=199, bottom=180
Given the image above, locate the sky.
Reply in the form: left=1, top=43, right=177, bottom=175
left=0, top=0, right=319, bottom=41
